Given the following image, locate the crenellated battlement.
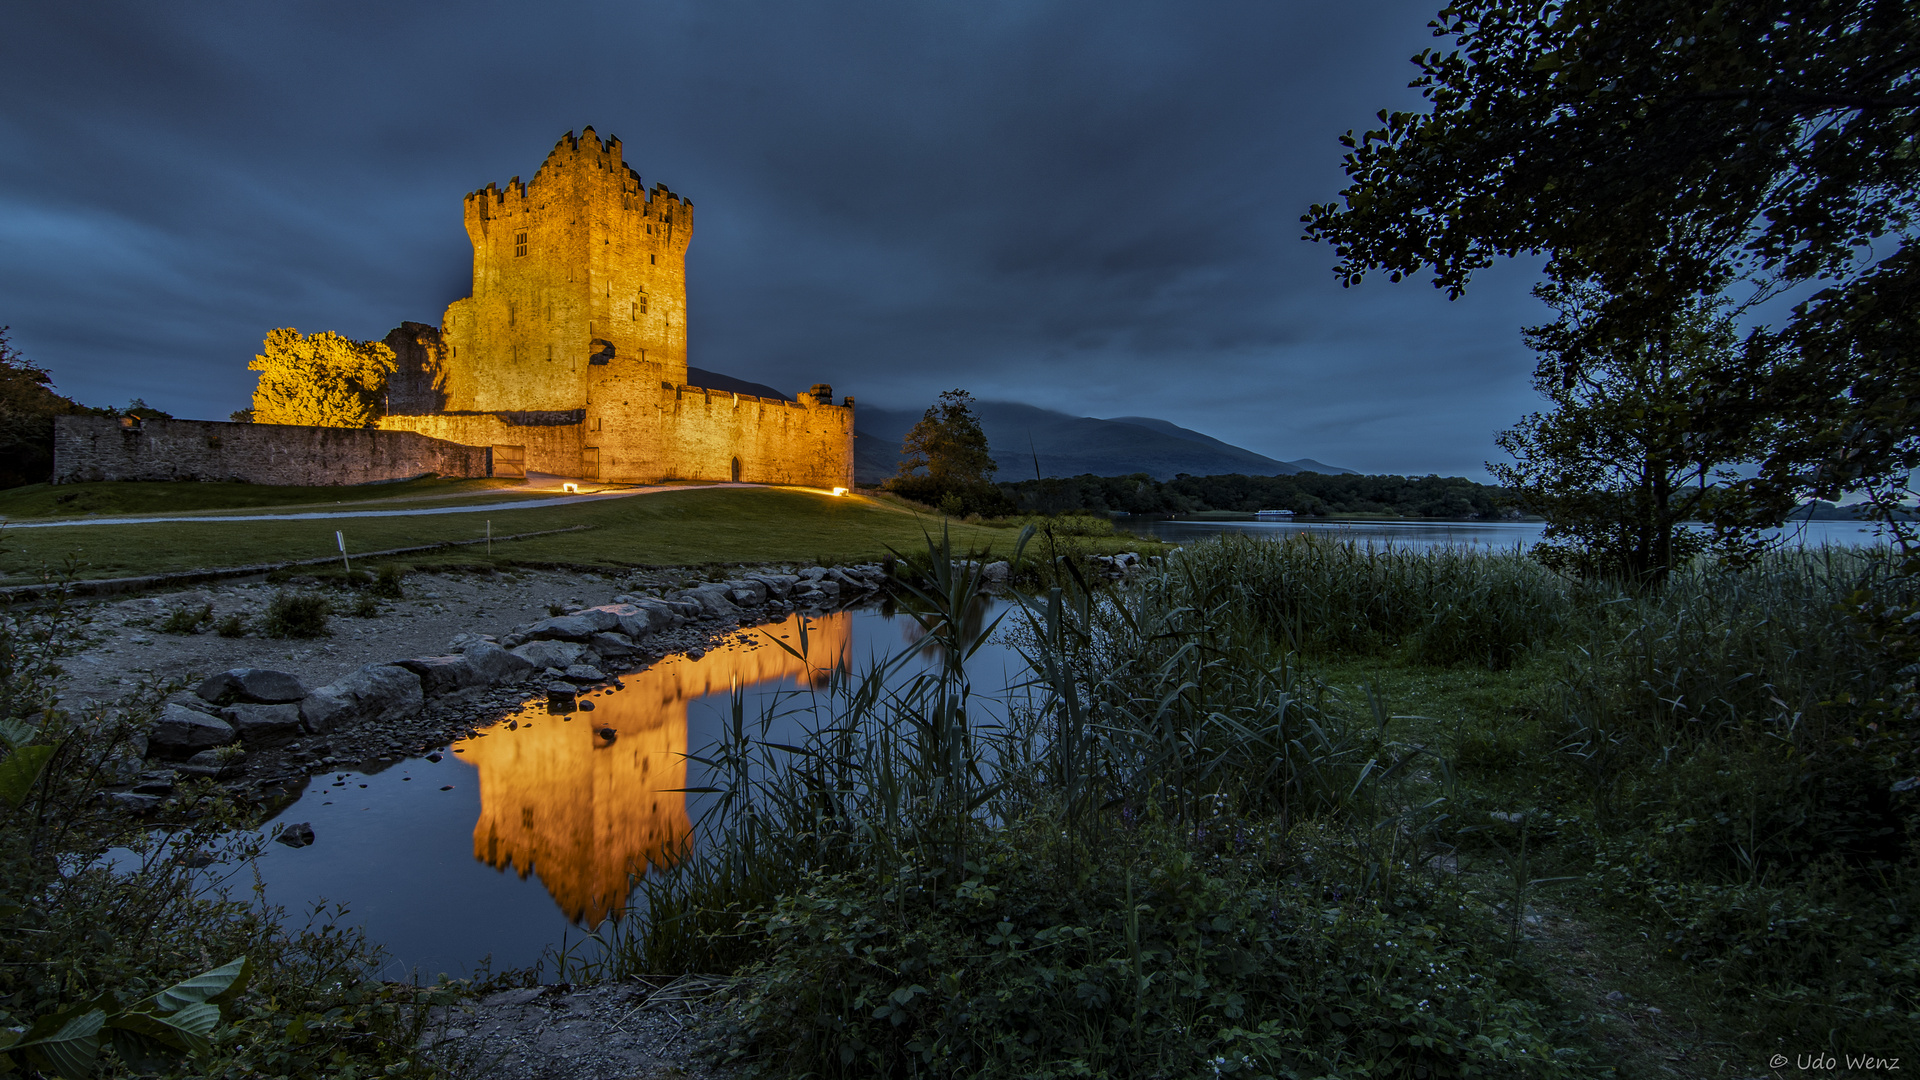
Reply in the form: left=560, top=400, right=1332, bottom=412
left=386, top=127, right=845, bottom=487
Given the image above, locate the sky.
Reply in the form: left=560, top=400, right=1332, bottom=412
left=0, top=0, right=1558, bottom=480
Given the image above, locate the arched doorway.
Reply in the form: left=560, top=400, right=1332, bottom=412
left=730, top=456, right=742, bottom=483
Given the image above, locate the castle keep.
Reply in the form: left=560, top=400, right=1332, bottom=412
left=380, top=127, right=853, bottom=487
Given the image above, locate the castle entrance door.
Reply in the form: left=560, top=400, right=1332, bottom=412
left=492, top=445, right=526, bottom=479
left=730, top=456, right=741, bottom=483
left=581, top=447, right=600, bottom=481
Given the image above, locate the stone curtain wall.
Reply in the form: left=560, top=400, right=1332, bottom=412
left=54, top=416, right=491, bottom=486
left=658, top=385, right=853, bottom=488
left=378, top=413, right=584, bottom=477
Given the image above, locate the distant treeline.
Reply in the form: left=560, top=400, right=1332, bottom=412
left=999, top=472, right=1517, bottom=519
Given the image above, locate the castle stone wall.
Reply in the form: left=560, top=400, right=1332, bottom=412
left=378, top=413, right=583, bottom=477
left=55, top=417, right=491, bottom=486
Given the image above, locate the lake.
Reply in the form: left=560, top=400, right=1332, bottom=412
left=1115, top=515, right=1891, bottom=550
left=246, top=602, right=1029, bottom=980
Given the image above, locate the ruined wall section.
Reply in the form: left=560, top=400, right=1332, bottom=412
left=440, top=127, right=691, bottom=415
left=55, top=417, right=490, bottom=486
left=584, top=366, right=853, bottom=487
left=377, top=414, right=582, bottom=477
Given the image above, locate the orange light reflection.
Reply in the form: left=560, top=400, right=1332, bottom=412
left=452, top=612, right=851, bottom=925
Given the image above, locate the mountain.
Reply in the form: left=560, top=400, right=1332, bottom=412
left=1106, top=416, right=1357, bottom=475
left=849, top=400, right=1348, bottom=485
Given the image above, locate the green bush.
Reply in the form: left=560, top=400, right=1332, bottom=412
left=349, top=593, right=382, bottom=618
left=714, top=817, right=1584, bottom=1079
left=214, top=612, right=247, bottom=638
left=157, top=604, right=211, bottom=635
left=260, top=592, right=329, bottom=639
left=372, top=563, right=406, bottom=598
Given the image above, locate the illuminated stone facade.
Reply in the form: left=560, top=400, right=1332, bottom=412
left=381, top=128, right=854, bottom=487
left=455, top=611, right=852, bottom=925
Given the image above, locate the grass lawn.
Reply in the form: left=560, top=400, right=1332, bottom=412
left=0, top=477, right=525, bottom=520
left=0, top=485, right=1149, bottom=583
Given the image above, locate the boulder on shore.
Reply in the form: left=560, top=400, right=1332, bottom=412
left=300, top=664, right=424, bottom=734
left=219, top=702, right=304, bottom=745
left=147, top=704, right=237, bottom=757
left=195, top=668, right=307, bottom=706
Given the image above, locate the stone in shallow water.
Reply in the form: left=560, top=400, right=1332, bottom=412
left=276, top=822, right=315, bottom=848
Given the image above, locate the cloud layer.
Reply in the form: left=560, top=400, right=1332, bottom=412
left=1, top=0, right=1553, bottom=478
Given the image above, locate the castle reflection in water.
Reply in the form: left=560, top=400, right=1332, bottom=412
left=451, top=612, right=853, bottom=925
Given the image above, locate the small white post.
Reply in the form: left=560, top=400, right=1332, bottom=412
left=337, top=530, right=350, bottom=574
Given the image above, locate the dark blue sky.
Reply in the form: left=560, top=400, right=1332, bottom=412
left=0, top=0, right=1553, bottom=479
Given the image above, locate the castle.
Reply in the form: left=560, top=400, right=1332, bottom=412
left=378, top=127, right=854, bottom=487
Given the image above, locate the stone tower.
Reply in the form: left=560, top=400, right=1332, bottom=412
left=438, top=127, right=691, bottom=412
left=381, top=127, right=853, bottom=488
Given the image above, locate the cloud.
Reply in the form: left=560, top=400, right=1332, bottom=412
left=0, top=0, right=1550, bottom=479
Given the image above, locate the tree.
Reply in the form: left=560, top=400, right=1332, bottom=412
left=887, top=389, right=1008, bottom=516
left=1492, top=283, right=1753, bottom=585
left=0, top=326, right=101, bottom=488
left=1303, top=0, right=1919, bottom=523
left=248, top=328, right=395, bottom=428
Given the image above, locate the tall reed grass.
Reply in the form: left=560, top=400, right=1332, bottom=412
left=570, top=529, right=1582, bottom=1077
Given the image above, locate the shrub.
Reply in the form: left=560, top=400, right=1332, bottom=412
left=260, top=592, right=329, bottom=638
left=214, top=612, right=247, bottom=638
left=158, top=603, right=212, bottom=634
left=349, top=593, right=381, bottom=618
left=372, top=563, right=406, bottom=598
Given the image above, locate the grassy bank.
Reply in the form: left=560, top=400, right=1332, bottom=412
left=0, top=477, right=522, bottom=520
left=572, top=533, right=1915, bottom=1078
left=0, top=486, right=1154, bottom=583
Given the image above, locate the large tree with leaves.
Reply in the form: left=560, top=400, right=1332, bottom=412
left=1303, top=0, right=1920, bottom=525
left=888, top=389, right=1009, bottom=516
left=0, top=327, right=104, bottom=488
left=247, top=328, right=396, bottom=428
left=1493, top=284, right=1755, bottom=585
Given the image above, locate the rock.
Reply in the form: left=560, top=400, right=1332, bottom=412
left=147, top=704, right=237, bottom=758
left=561, top=663, right=608, bottom=682
left=462, top=641, right=537, bottom=685
left=825, top=567, right=865, bottom=590
left=813, top=580, right=842, bottom=599
left=196, top=668, right=306, bottom=705
left=629, top=598, right=681, bottom=627
left=681, top=585, right=739, bottom=618
left=744, top=573, right=798, bottom=600
left=107, top=792, right=163, bottom=813
left=586, top=632, right=637, bottom=659
left=577, top=604, right=651, bottom=638
left=522, top=614, right=601, bottom=642
left=800, top=566, right=828, bottom=581
left=165, top=691, right=224, bottom=718
left=982, top=560, right=1011, bottom=583
left=300, top=664, right=424, bottom=734
left=176, top=748, right=246, bottom=780
left=512, top=639, right=590, bottom=671
left=396, top=655, right=490, bottom=696
left=276, top=822, right=315, bottom=848
left=131, top=770, right=175, bottom=795
left=725, top=579, right=769, bottom=604
left=219, top=702, right=305, bottom=745
left=482, top=987, right=547, bottom=1009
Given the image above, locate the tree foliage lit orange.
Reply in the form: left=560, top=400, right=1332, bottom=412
left=247, top=328, right=395, bottom=427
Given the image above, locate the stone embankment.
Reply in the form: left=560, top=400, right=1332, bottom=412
left=109, top=564, right=894, bottom=807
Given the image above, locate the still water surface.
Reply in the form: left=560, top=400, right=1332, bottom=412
left=250, top=604, right=1027, bottom=979
left=1117, top=515, right=1889, bottom=550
